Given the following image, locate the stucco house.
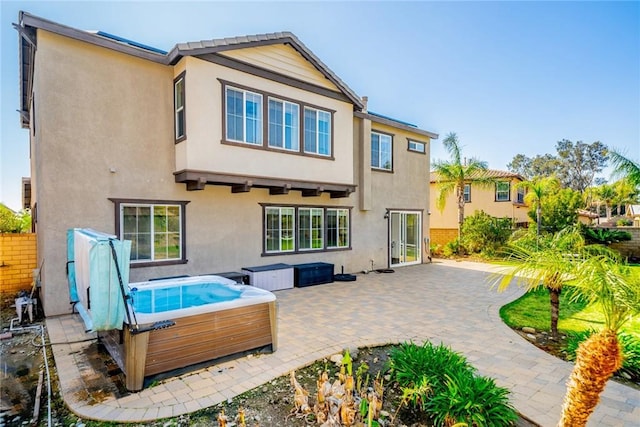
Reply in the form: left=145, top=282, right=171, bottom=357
left=16, top=12, right=438, bottom=316
left=429, top=170, right=530, bottom=245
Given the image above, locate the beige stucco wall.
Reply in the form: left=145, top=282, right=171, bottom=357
left=429, top=178, right=530, bottom=229
left=30, top=29, right=432, bottom=317
left=176, top=56, right=354, bottom=185
left=33, top=30, right=175, bottom=315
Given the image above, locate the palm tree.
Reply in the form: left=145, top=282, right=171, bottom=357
left=608, top=148, right=640, bottom=189
left=557, top=253, right=640, bottom=426
left=593, top=183, right=616, bottom=219
left=493, top=227, right=585, bottom=340
left=432, top=132, right=492, bottom=238
left=519, top=176, right=560, bottom=237
left=612, top=178, right=639, bottom=216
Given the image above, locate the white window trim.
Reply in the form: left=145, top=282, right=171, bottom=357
left=372, top=131, right=393, bottom=171
left=463, top=184, right=471, bottom=203
left=327, top=208, right=349, bottom=249
left=304, top=107, right=332, bottom=156
left=226, top=86, right=263, bottom=145
left=408, top=139, right=425, bottom=153
left=174, top=74, right=186, bottom=141
left=120, top=203, right=183, bottom=263
left=268, top=97, right=300, bottom=151
left=496, top=182, right=511, bottom=201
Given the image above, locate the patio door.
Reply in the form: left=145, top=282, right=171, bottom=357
left=389, top=211, right=422, bottom=267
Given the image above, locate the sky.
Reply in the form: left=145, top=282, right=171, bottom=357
left=1, top=0, right=639, bottom=211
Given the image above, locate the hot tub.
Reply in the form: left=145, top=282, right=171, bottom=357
left=98, top=275, right=278, bottom=391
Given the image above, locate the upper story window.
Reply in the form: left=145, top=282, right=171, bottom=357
left=496, top=181, right=511, bottom=201
left=268, top=98, right=299, bottom=151
left=110, top=199, right=189, bottom=267
left=463, top=184, right=471, bottom=203
left=371, top=131, right=393, bottom=171
left=226, top=87, right=263, bottom=145
left=408, top=139, right=425, bottom=153
left=516, top=186, right=525, bottom=204
left=304, top=107, right=332, bottom=156
left=174, top=72, right=186, bottom=142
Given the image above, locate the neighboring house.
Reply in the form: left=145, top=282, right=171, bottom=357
left=429, top=170, right=530, bottom=245
left=577, top=209, right=600, bottom=225
left=627, top=205, right=640, bottom=227
left=17, top=12, right=438, bottom=316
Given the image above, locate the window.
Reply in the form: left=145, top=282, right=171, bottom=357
left=496, top=182, right=510, bottom=201
left=263, top=205, right=351, bottom=254
left=463, top=184, right=471, bottom=203
left=371, top=132, right=392, bottom=170
left=304, top=107, right=331, bottom=156
left=112, top=200, right=188, bottom=265
left=298, top=208, right=324, bottom=250
left=268, top=98, right=299, bottom=151
left=174, top=72, right=186, bottom=142
left=408, top=139, right=425, bottom=153
left=327, top=209, right=349, bottom=248
left=226, top=87, right=263, bottom=144
left=516, top=186, right=525, bottom=204
left=265, top=207, right=295, bottom=252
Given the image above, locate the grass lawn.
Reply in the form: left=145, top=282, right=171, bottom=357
left=500, top=287, right=640, bottom=338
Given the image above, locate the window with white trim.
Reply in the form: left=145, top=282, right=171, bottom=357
left=265, top=207, right=295, bottom=253
left=408, top=139, right=425, bottom=153
left=268, top=98, right=299, bottom=151
left=226, top=87, right=263, bottom=144
left=263, top=205, right=350, bottom=254
left=304, top=107, right=331, bottom=156
left=496, top=181, right=511, bottom=201
left=298, top=208, right=324, bottom=250
left=327, top=208, right=349, bottom=248
left=174, top=72, right=186, bottom=142
left=371, top=132, right=392, bottom=170
left=517, top=186, right=525, bottom=204
left=463, top=184, right=471, bottom=203
left=121, top=203, right=183, bottom=263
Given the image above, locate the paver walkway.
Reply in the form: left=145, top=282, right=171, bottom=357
left=46, top=260, right=640, bottom=426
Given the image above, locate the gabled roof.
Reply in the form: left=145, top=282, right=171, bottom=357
left=430, top=169, right=525, bottom=183
left=16, top=11, right=363, bottom=128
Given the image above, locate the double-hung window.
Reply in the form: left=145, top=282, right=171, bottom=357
left=371, top=131, right=392, bottom=170
left=304, top=107, right=331, bottom=156
left=174, top=72, right=186, bottom=142
left=268, top=98, right=299, bottom=151
left=298, top=208, right=324, bottom=250
left=496, top=182, right=511, bottom=201
left=516, top=186, right=525, bottom=204
left=265, top=207, right=295, bottom=252
left=226, top=87, right=263, bottom=145
left=116, top=201, right=187, bottom=265
left=463, top=184, right=471, bottom=203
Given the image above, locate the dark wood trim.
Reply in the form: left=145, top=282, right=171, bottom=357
left=203, top=53, right=352, bottom=105
left=174, top=71, right=187, bottom=143
left=259, top=204, right=353, bottom=256
left=174, top=170, right=356, bottom=197
left=407, top=138, right=427, bottom=154
left=371, top=130, right=394, bottom=173
left=108, top=198, right=190, bottom=265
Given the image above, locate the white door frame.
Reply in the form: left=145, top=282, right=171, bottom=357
left=388, top=210, right=422, bottom=267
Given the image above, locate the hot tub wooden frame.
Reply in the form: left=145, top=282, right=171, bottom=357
left=100, top=300, right=277, bottom=391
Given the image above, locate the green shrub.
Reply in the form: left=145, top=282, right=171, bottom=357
left=426, top=373, right=518, bottom=427
left=389, top=341, right=517, bottom=426
left=618, top=333, right=640, bottom=382
left=461, top=211, right=513, bottom=255
left=616, top=218, right=633, bottom=227
left=442, top=239, right=462, bottom=257
left=582, top=227, right=632, bottom=245
left=566, top=329, right=597, bottom=361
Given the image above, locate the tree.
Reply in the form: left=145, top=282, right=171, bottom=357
left=608, top=148, right=640, bottom=189
left=528, top=187, right=583, bottom=233
left=431, top=133, right=493, bottom=238
left=592, top=183, right=616, bottom=219
left=507, top=153, right=562, bottom=181
left=612, top=178, right=639, bottom=216
left=519, top=176, right=560, bottom=237
left=555, top=140, right=608, bottom=193
left=0, top=204, right=31, bottom=233
left=494, top=227, right=586, bottom=340
left=557, top=253, right=640, bottom=426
